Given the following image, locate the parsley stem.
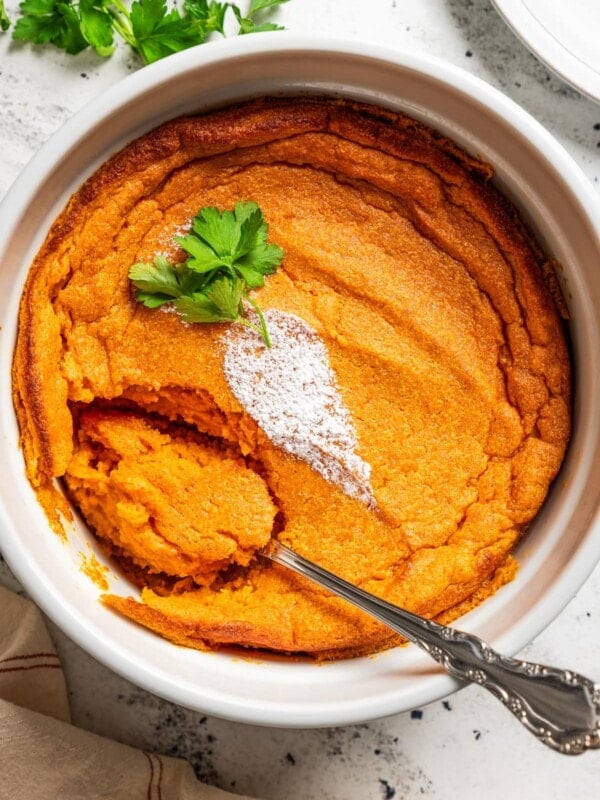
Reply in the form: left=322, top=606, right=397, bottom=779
left=107, top=4, right=136, bottom=49
left=109, top=0, right=131, bottom=20
left=245, top=296, right=272, bottom=348
left=238, top=317, right=270, bottom=346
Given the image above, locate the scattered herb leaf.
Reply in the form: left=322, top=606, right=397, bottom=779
left=233, top=0, right=289, bottom=34
left=13, top=0, right=89, bottom=53
left=1, top=0, right=11, bottom=30
left=129, top=201, right=284, bottom=346
left=129, top=0, right=202, bottom=64
left=79, top=0, right=116, bottom=57
left=4, top=0, right=290, bottom=64
left=183, top=0, right=227, bottom=35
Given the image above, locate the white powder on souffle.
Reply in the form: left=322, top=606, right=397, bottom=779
left=223, top=310, right=375, bottom=507
left=155, top=220, right=192, bottom=257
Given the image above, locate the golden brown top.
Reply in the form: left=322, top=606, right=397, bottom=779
left=12, top=97, right=571, bottom=658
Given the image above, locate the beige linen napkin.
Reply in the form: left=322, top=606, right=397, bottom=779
left=0, top=585, right=255, bottom=800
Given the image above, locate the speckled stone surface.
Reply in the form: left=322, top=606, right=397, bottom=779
left=1, top=1, right=600, bottom=798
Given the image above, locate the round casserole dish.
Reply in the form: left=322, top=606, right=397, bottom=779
left=0, top=35, right=599, bottom=727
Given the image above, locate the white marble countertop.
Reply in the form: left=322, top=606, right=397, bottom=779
left=1, top=1, right=600, bottom=797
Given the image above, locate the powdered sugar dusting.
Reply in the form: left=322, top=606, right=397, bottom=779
left=156, top=219, right=192, bottom=258
left=223, top=310, right=375, bottom=507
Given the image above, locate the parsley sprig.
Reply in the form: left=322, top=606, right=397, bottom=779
left=129, top=201, right=284, bottom=346
left=3, top=0, right=289, bottom=64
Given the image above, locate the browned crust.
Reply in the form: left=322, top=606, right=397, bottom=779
left=102, top=555, right=518, bottom=661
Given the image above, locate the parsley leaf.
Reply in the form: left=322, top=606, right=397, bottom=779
left=1, top=0, right=10, bottom=31
left=233, top=0, right=288, bottom=34
left=183, top=0, right=227, bottom=35
left=177, top=201, right=284, bottom=289
left=13, top=0, right=88, bottom=53
left=129, top=201, right=284, bottom=346
left=129, top=255, right=183, bottom=305
left=185, top=206, right=241, bottom=265
left=129, top=0, right=203, bottom=64
left=174, top=276, right=245, bottom=323
left=79, top=0, right=115, bottom=56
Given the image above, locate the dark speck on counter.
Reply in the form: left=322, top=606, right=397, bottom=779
left=379, top=778, right=397, bottom=799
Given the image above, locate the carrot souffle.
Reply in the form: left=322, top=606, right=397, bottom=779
left=12, top=97, right=571, bottom=659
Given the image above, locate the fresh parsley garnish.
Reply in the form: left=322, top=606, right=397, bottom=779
left=6, top=0, right=290, bottom=64
left=129, top=202, right=284, bottom=346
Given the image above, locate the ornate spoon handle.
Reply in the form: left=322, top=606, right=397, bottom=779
left=266, top=541, right=600, bottom=754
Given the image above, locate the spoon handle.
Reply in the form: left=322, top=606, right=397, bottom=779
left=267, top=541, right=600, bottom=754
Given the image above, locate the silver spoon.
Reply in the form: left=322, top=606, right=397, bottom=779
left=264, top=541, right=600, bottom=755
